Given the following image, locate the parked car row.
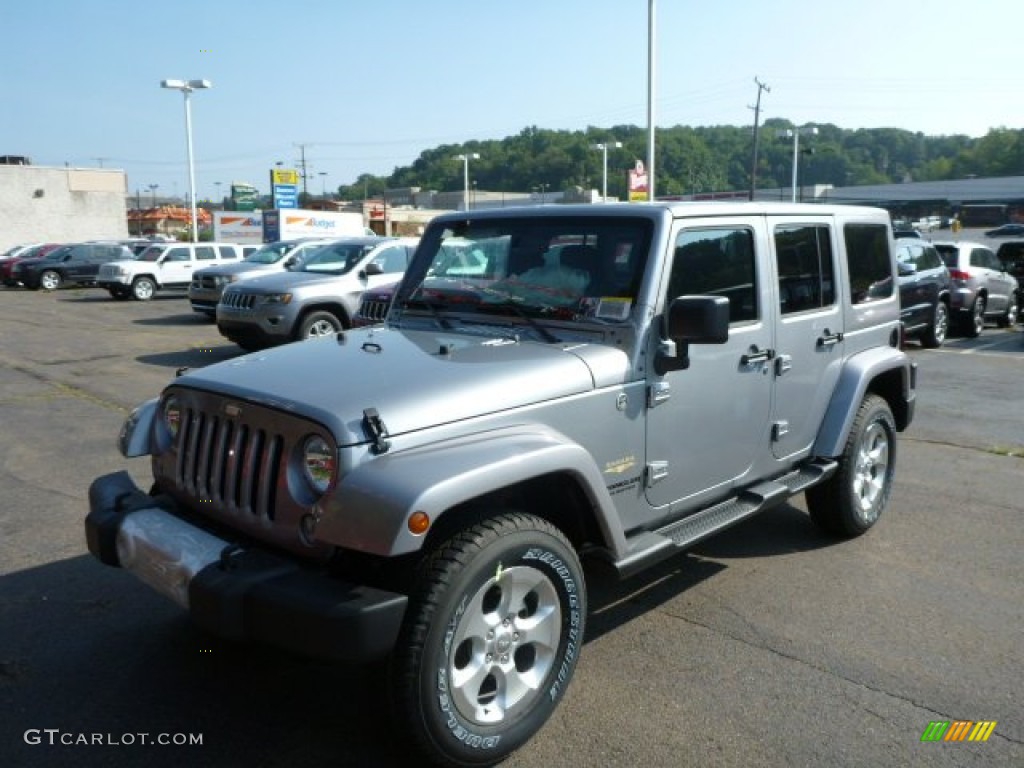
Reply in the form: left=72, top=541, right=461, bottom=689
left=1, top=238, right=158, bottom=288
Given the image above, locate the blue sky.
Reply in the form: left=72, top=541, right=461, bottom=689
left=3, top=0, right=1021, bottom=200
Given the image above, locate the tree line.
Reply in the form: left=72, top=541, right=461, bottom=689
left=334, top=121, right=1024, bottom=202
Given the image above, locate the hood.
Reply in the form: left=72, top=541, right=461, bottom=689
left=224, top=269, right=346, bottom=293
left=197, top=260, right=280, bottom=277
left=177, top=325, right=630, bottom=445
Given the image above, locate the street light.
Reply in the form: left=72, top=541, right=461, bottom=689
left=776, top=125, right=817, bottom=202
left=319, top=171, right=328, bottom=198
left=456, top=153, right=479, bottom=211
left=146, top=183, right=159, bottom=207
left=160, top=78, right=212, bottom=242
left=591, top=141, right=623, bottom=202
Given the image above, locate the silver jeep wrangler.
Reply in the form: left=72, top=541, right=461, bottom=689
left=86, top=202, right=915, bottom=767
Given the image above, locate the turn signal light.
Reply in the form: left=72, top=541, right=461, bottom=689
left=408, top=511, right=431, bottom=535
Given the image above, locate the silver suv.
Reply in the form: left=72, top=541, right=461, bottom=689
left=188, top=238, right=334, bottom=317
left=215, top=236, right=418, bottom=350
left=86, top=203, right=915, bottom=767
left=933, top=240, right=1019, bottom=336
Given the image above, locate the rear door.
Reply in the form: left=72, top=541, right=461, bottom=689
left=769, top=219, right=844, bottom=461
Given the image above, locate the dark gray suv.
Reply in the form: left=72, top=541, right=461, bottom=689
left=895, top=237, right=952, bottom=347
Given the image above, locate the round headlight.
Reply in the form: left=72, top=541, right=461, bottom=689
left=302, top=435, right=335, bottom=494
left=162, top=396, right=182, bottom=439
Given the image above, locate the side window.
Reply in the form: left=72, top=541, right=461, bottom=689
left=195, top=246, right=217, bottom=261
left=372, top=246, right=408, bottom=274
left=844, top=223, right=893, bottom=304
left=774, top=224, right=835, bottom=315
left=918, top=245, right=941, bottom=270
left=670, top=227, right=757, bottom=324
left=164, top=247, right=191, bottom=263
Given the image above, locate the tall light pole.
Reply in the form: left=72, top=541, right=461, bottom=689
left=777, top=125, right=817, bottom=202
left=146, top=183, right=159, bottom=207
left=591, top=141, right=623, bottom=202
left=319, top=171, right=328, bottom=198
left=160, top=78, right=211, bottom=242
left=647, top=0, right=657, bottom=201
left=456, top=153, right=479, bottom=211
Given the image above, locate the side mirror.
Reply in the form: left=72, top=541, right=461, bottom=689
left=898, top=261, right=916, bottom=276
left=283, top=256, right=297, bottom=269
left=656, top=295, right=730, bottom=374
left=364, top=262, right=384, bottom=276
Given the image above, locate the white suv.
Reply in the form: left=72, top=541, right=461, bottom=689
left=97, top=242, right=245, bottom=301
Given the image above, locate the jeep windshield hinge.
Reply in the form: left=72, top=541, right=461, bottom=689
left=362, top=408, right=392, bottom=454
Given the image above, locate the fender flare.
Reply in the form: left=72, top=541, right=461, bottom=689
left=314, top=424, right=627, bottom=558
left=813, top=347, right=914, bottom=458
left=119, top=397, right=159, bottom=457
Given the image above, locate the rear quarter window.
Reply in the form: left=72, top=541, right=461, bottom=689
left=844, top=223, right=893, bottom=304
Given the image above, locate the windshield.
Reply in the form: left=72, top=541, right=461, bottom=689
left=397, top=216, right=652, bottom=324
left=299, top=242, right=374, bottom=274
left=245, top=241, right=293, bottom=265
left=137, top=245, right=167, bottom=262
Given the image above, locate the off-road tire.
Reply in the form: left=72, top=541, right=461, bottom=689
left=131, top=276, right=157, bottom=301
left=389, top=512, right=585, bottom=767
left=920, top=301, right=948, bottom=348
left=806, top=394, right=896, bottom=538
left=297, top=310, right=342, bottom=340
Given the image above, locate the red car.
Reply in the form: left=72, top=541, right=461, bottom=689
left=1, top=243, right=62, bottom=286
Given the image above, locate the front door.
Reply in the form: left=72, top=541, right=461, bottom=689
left=644, top=219, right=774, bottom=513
left=159, top=246, right=196, bottom=286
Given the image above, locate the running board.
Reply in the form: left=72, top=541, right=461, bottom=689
left=611, top=459, right=837, bottom=580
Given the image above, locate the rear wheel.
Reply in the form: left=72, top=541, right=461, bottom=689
left=962, top=295, right=986, bottom=337
left=920, top=301, right=948, bottom=348
left=806, top=394, right=896, bottom=538
left=390, top=512, right=585, bottom=767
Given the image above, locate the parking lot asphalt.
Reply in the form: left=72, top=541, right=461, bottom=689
left=0, top=286, right=1021, bottom=768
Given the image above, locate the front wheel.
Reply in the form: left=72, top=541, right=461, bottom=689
left=39, top=270, right=63, bottom=291
left=996, top=297, right=1018, bottom=328
left=390, top=512, right=586, bottom=767
left=806, top=394, right=896, bottom=538
left=296, top=310, right=342, bottom=340
left=131, top=277, right=156, bottom=301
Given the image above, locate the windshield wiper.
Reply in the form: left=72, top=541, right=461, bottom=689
left=477, top=299, right=561, bottom=343
left=399, top=292, right=453, bottom=330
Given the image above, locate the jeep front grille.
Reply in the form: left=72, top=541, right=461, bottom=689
left=221, top=291, right=256, bottom=309
left=175, top=405, right=284, bottom=521
left=357, top=297, right=390, bottom=322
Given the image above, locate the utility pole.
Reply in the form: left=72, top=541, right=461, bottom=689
left=748, top=77, right=770, bottom=201
left=294, top=142, right=311, bottom=203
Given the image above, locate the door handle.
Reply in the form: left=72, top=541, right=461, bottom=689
left=740, top=346, right=774, bottom=366
left=817, top=329, right=844, bottom=347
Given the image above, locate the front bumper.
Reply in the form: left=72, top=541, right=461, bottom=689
left=86, top=471, right=408, bottom=662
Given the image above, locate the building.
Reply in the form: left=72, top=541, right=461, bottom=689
left=0, top=164, right=129, bottom=251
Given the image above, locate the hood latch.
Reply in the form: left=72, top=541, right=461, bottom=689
left=362, top=408, right=391, bottom=455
